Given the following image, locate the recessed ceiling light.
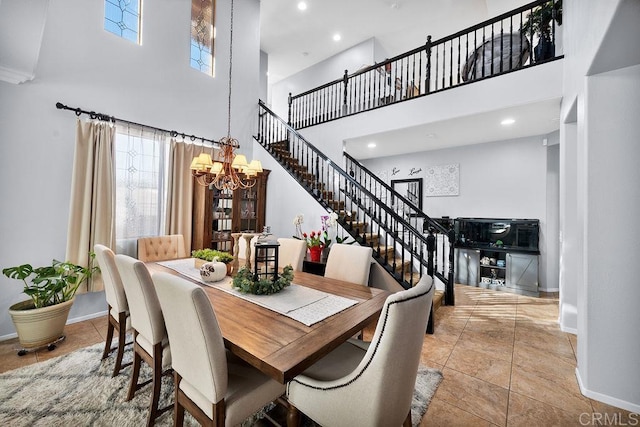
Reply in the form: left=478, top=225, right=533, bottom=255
left=367, top=142, right=377, bottom=148
left=297, top=2, right=307, bottom=11
left=501, top=118, right=515, bottom=126
left=333, top=33, right=341, bottom=42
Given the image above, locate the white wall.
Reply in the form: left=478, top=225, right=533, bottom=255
left=578, top=64, right=640, bottom=412
left=559, top=0, right=640, bottom=412
left=0, top=0, right=261, bottom=339
left=269, top=38, right=380, bottom=117
left=361, top=135, right=556, bottom=292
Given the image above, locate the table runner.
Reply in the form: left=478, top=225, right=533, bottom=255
left=156, top=259, right=357, bottom=326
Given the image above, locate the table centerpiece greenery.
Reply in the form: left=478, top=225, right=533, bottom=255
left=232, top=265, right=294, bottom=295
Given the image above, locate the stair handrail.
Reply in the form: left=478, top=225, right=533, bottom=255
left=343, top=152, right=449, bottom=235
left=258, top=100, right=433, bottom=268
left=288, top=0, right=563, bottom=129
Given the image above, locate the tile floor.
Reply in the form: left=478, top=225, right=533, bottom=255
left=0, top=285, right=635, bottom=426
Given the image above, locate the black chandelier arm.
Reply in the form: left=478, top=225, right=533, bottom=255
left=55, top=102, right=221, bottom=147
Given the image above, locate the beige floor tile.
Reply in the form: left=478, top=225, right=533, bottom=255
left=0, top=337, right=38, bottom=373
left=507, top=391, right=585, bottom=426
left=89, top=315, right=109, bottom=340
left=512, top=341, right=577, bottom=375
left=454, top=328, right=515, bottom=362
left=421, top=335, right=456, bottom=366
left=436, top=367, right=509, bottom=426
left=516, top=303, right=559, bottom=323
left=510, top=360, right=592, bottom=415
left=514, top=321, right=574, bottom=362
left=590, top=400, right=640, bottom=426
left=35, top=320, right=103, bottom=362
left=446, top=345, right=512, bottom=389
left=422, top=397, right=495, bottom=427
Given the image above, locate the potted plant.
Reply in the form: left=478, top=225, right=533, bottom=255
left=521, top=0, right=562, bottom=62
left=191, top=248, right=234, bottom=275
left=2, top=254, right=99, bottom=353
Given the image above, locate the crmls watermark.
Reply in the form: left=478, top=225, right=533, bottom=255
left=579, top=412, right=639, bottom=426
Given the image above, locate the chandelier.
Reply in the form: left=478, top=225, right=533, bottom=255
left=190, top=0, right=262, bottom=189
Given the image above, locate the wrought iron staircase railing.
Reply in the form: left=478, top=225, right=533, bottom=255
left=344, top=153, right=455, bottom=306
left=256, top=101, right=453, bottom=332
left=287, top=0, right=563, bottom=129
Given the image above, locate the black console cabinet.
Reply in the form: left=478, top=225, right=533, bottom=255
left=454, top=218, right=540, bottom=296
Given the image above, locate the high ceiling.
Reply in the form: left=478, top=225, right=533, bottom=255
left=259, top=0, right=561, bottom=160
left=260, top=0, right=529, bottom=83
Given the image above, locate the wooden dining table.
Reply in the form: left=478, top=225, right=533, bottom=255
left=147, top=262, right=390, bottom=384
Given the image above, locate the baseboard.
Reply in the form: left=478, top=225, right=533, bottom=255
left=0, top=332, right=18, bottom=342
left=67, top=310, right=108, bottom=325
left=560, top=324, right=577, bottom=335
left=540, top=287, right=560, bottom=293
left=0, top=310, right=108, bottom=343
left=576, top=368, right=640, bottom=414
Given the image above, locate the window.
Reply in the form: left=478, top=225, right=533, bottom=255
left=190, top=0, right=215, bottom=75
left=114, top=125, right=168, bottom=255
left=104, top=0, right=142, bottom=44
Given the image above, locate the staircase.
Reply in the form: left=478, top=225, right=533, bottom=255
left=256, top=101, right=455, bottom=332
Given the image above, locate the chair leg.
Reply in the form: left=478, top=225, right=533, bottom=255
left=127, top=347, right=142, bottom=401
left=146, top=342, right=163, bottom=427
left=174, top=372, right=185, bottom=427
left=101, top=311, right=115, bottom=360
left=287, top=403, right=301, bottom=427
left=403, top=410, right=412, bottom=427
left=112, top=312, right=128, bottom=377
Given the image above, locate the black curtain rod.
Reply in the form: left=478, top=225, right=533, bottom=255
left=55, top=102, right=219, bottom=147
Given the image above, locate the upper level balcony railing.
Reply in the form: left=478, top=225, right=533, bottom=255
left=288, top=0, right=563, bottom=130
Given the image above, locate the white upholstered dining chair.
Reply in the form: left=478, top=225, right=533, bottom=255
left=137, top=234, right=187, bottom=262
left=115, top=254, right=172, bottom=426
left=94, top=244, right=131, bottom=377
left=277, top=238, right=307, bottom=271
left=324, top=244, right=373, bottom=286
left=286, top=275, right=434, bottom=427
left=152, top=272, right=286, bottom=427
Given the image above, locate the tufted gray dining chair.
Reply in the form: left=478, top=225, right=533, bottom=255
left=286, top=275, right=434, bottom=427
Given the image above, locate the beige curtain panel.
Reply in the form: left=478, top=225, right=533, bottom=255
left=165, top=141, right=214, bottom=254
left=65, top=119, right=116, bottom=292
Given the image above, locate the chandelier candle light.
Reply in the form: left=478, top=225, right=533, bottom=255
left=190, top=0, right=262, bottom=189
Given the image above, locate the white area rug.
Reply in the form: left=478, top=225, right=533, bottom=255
left=0, top=341, right=442, bottom=426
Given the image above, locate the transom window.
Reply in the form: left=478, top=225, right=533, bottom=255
left=190, top=0, right=216, bottom=76
left=104, top=0, right=142, bottom=44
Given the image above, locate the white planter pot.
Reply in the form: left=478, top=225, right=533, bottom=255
left=8, top=298, right=74, bottom=349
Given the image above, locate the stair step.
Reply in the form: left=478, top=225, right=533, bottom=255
left=361, top=232, right=379, bottom=244
left=404, top=271, right=421, bottom=285
left=328, top=200, right=345, bottom=210
left=346, top=221, right=367, bottom=233
left=376, top=245, right=395, bottom=258
left=433, top=290, right=444, bottom=311
left=390, top=258, right=411, bottom=273
left=336, top=210, right=356, bottom=219
left=321, top=190, right=333, bottom=200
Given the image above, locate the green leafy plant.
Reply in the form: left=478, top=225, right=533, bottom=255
left=232, top=265, right=294, bottom=295
left=191, top=249, right=234, bottom=264
left=2, top=253, right=100, bottom=309
left=522, top=0, right=562, bottom=40
left=335, top=235, right=356, bottom=245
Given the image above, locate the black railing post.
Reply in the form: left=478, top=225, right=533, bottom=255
left=425, top=35, right=432, bottom=94
left=446, top=228, right=456, bottom=306
left=287, top=92, right=292, bottom=126
left=342, top=69, right=349, bottom=115
left=426, top=227, right=435, bottom=278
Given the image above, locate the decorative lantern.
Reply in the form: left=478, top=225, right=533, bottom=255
left=253, top=242, right=280, bottom=283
